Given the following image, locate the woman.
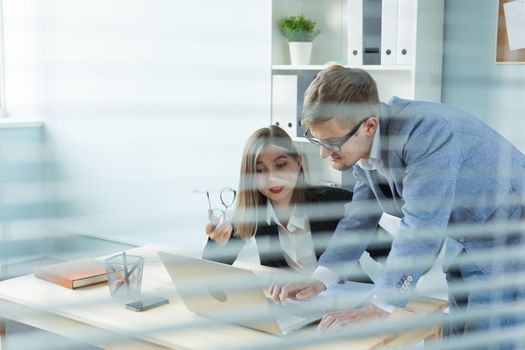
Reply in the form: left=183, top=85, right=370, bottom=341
left=202, top=125, right=353, bottom=276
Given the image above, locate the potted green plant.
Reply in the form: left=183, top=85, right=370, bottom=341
left=279, top=15, right=320, bottom=65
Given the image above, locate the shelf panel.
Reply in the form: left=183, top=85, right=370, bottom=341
left=272, top=64, right=413, bottom=72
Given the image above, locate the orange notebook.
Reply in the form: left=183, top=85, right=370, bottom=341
left=34, top=258, right=108, bottom=289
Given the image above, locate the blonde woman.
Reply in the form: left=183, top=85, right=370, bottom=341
left=203, top=126, right=390, bottom=296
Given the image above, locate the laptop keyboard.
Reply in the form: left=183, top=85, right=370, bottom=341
left=274, top=312, right=308, bottom=331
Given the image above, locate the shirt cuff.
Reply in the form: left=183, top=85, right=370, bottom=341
left=311, top=266, right=340, bottom=289
left=371, top=294, right=395, bottom=314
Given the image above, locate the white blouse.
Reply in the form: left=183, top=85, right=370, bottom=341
left=266, top=200, right=317, bottom=275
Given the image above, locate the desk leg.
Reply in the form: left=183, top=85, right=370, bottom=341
left=424, top=325, right=443, bottom=346
left=0, top=308, right=5, bottom=350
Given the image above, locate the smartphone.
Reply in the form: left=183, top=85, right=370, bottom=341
left=125, top=296, right=169, bottom=312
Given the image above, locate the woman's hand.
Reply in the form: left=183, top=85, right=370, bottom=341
left=205, top=222, right=233, bottom=245
left=267, top=280, right=326, bottom=304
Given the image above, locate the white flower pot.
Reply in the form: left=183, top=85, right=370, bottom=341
left=289, top=41, right=313, bottom=65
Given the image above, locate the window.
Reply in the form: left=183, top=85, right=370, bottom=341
left=0, top=0, right=5, bottom=118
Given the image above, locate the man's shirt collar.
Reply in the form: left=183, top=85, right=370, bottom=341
left=357, top=124, right=383, bottom=171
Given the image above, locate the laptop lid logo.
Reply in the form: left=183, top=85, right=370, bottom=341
left=208, top=287, right=228, bottom=302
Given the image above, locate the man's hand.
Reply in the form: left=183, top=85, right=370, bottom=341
left=318, top=303, right=389, bottom=332
left=267, top=280, right=326, bottom=304
left=205, top=221, right=232, bottom=245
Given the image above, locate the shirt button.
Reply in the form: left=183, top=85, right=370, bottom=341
left=406, top=276, right=413, bottom=282
left=458, top=237, right=466, bottom=243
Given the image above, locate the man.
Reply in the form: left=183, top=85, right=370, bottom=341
left=274, top=65, right=525, bottom=347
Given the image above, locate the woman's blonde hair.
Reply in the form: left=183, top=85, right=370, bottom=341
left=234, top=125, right=306, bottom=239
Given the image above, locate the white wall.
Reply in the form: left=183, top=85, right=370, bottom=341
left=3, top=0, right=271, bottom=252
left=442, top=0, right=525, bottom=151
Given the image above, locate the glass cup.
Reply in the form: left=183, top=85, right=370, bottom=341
left=104, top=253, right=144, bottom=299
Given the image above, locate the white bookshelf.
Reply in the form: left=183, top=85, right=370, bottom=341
left=270, top=0, right=445, bottom=186
left=272, top=64, right=413, bottom=71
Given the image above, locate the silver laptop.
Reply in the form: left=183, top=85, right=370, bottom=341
left=158, top=251, right=329, bottom=335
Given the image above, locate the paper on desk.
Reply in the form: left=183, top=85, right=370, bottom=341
left=504, top=0, right=525, bottom=51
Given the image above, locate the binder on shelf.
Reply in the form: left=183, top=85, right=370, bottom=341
left=272, top=75, right=298, bottom=137
left=363, top=0, right=382, bottom=65
left=347, top=0, right=364, bottom=66
left=396, top=0, right=415, bottom=65
left=381, top=0, right=399, bottom=65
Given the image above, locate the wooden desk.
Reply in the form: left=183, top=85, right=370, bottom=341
left=0, top=246, right=447, bottom=349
